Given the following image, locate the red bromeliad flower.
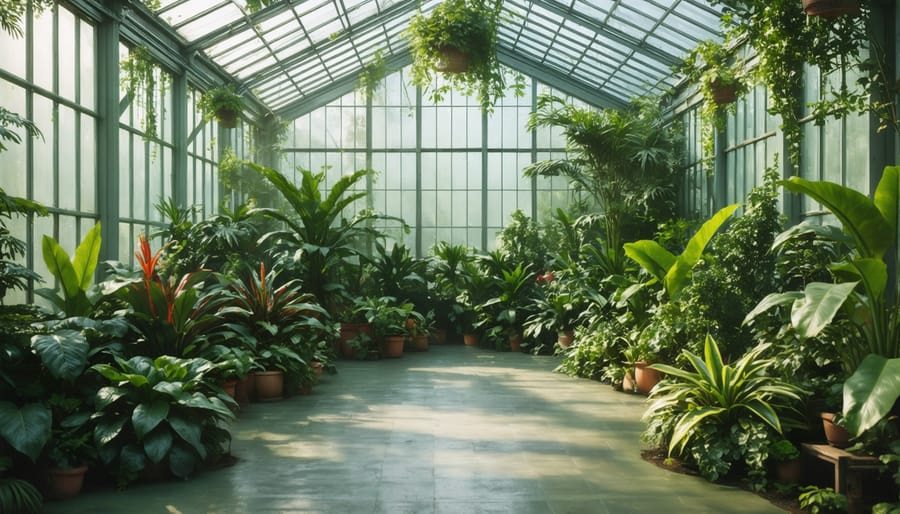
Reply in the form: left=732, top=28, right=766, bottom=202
left=135, top=234, right=164, bottom=318
left=536, top=272, right=555, bottom=284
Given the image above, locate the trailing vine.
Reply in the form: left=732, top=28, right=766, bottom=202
left=120, top=46, right=169, bottom=141
left=712, top=0, right=871, bottom=167
left=0, top=0, right=54, bottom=37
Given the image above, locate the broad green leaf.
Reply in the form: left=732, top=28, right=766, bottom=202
left=41, top=235, right=80, bottom=302
left=119, top=443, right=146, bottom=475
left=167, top=441, right=198, bottom=479
left=743, top=399, right=782, bottom=433
left=791, top=281, right=859, bottom=339
left=743, top=291, right=804, bottom=326
left=842, top=355, right=900, bottom=435
left=669, top=407, right=726, bottom=455
left=132, top=400, right=170, bottom=440
left=623, top=240, right=675, bottom=282
left=680, top=203, right=741, bottom=265
left=30, top=329, right=89, bottom=381
left=781, top=177, right=893, bottom=259
left=142, top=427, right=173, bottom=464
left=169, top=413, right=205, bottom=458
left=72, top=222, right=102, bottom=291
left=95, top=386, right=125, bottom=410
left=0, top=402, right=51, bottom=461
left=831, top=258, right=887, bottom=301
left=93, top=416, right=126, bottom=446
left=873, top=166, right=899, bottom=233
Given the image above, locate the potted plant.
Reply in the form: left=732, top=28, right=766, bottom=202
left=357, top=296, right=424, bottom=358
left=798, top=486, right=849, bottom=514
left=406, top=0, right=525, bottom=110
left=769, top=439, right=803, bottom=484
left=409, top=310, right=436, bottom=352
left=43, top=421, right=94, bottom=500
left=523, top=274, right=582, bottom=349
left=198, top=84, right=244, bottom=128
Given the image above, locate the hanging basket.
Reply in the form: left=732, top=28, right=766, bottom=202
left=435, top=47, right=470, bottom=73
left=215, top=108, right=238, bottom=129
left=710, top=80, right=738, bottom=105
left=802, top=0, right=860, bottom=18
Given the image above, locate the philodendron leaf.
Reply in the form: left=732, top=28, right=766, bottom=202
left=0, top=402, right=51, bottom=461
left=30, top=329, right=89, bottom=382
left=143, top=427, right=174, bottom=464
left=842, top=354, right=900, bottom=436
left=133, top=400, right=170, bottom=440
left=790, top=281, right=858, bottom=339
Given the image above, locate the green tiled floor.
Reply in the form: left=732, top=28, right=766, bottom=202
left=44, top=345, right=784, bottom=513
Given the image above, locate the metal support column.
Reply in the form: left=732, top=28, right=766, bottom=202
left=530, top=79, right=538, bottom=218
left=365, top=88, right=374, bottom=256
left=97, top=3, right=121, bottom=264
left=481, top=107, right=489, bottom=250
left=415, top=85, right=423, bottom=257
left=171, top=73, right=188, bottom=208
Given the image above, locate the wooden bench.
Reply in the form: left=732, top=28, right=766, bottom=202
left=801, top=443, right=882, bottom=513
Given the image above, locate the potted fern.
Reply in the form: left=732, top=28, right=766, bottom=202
left=406, top=0, right=524, bottom=110
left=198, top=85, right=244, bottom=128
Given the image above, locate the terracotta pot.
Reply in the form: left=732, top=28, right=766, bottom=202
left=774, top=458, right=804, bottom=484
left=254, top=371, right=284, bottom=401
left=411, top=334, right=429, bottom=352
left=432, top=328, right=447, bottom=345
left=634, top=361, right=662, bottom=394
left=381, top=335, right=405, bottom=358
left=622, top=371, right=636, bottom=393
left=463, top=333, right=480, bottom=346
left=311, top=360, right=323, bottom=379
left=435, top=46, right=470, bottom=73
left=340, top=322, right=372, bottom=359
left=46, top=465, right=88, bottom=500
left=557, top=330, right=575, bottom=348
left=508, top=333, right=522, bottom=352
left=821, top=412, right=851, bottom=448
left=802, top=0, right=860, bottom=18
left=710, top=79, right=737, bottom=105
left=222, top=379, right=238, bottom=399
left=215, top=108, right=238, bottom=128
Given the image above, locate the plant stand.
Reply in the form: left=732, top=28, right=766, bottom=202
left=801, top=443, right=880, bottom=514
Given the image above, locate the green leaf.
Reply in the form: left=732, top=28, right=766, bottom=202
left=790, top=281, right=859, bottom=339
left=781, top=176, right=893, bottom=259
left=669, top=407, right=726, bottom=455
left=142, top=427, right=173, bottom=464
left=132, top=400, right=170, bottom=440
left=93, top=416, right=126, bottom=446
left=623, top=240, right=675, bottom=283
left=0, top=402, right=51, bottom=461
left=168, top=413, right=206, bottom=459
left=842, top=355, right=900, bottom=436
left=873, top=166, right=899, bottom=233
left=167, top=441, right=198, bottom=479
left=119, top=443, right=146, bottom=475
left=72, top=222, right=102, bottom=291
left=41, top=235, right=81, bottom=306
left=743, top=291, right=805, bottom=326
left=665, top=203, right=739, bottom=297
left=30, top=329, right=89, bottom=381
left=95, top=386, right=126, bottom=410
left=831, top=258, right=887, bottom=301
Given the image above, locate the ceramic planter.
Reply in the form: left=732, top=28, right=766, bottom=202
left=45, top=465, right=88, bottom=500
left=821, top=412, right=851, bottom=448
left=381, top=335, right=405, bottom=358
left=802, top=0, right=860, bottom=18
left=463, top=333, right=480, bottom=346
left=557, top=330, right=575, bottom=348
left=254, top=371, right=285, bottom=401
left=435, top=47, right=470, bottom=73
left=634, top=361, right=662, bottom=394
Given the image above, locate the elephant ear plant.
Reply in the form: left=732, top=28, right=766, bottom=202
left=91, top=355, right=236, bottom=486
left=744, top=166, right=900, bottom=438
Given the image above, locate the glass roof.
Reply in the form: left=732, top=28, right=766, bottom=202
left=153, top=0, right=726, bottom=116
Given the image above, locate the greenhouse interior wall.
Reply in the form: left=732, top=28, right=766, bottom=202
left=1, top=0, right=899, bottom=308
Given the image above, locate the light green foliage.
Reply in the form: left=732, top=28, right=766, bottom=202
left=35, top=222, right=101, bottom=317
left=799, top=486, right=849, bottom=514
left=841, top=354, right=900, bottom=436
left=497, top=210, right=549, bottom=273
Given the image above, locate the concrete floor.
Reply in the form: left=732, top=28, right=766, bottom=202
left=45, top=344, right=784, bottom=514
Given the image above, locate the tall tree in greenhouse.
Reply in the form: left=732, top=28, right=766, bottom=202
left=525, top=95, right=681, bottom=273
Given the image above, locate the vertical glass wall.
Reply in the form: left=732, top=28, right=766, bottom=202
left=0, top=4, right=97, bottom=304
left=281, top=67, right=571, bottom=256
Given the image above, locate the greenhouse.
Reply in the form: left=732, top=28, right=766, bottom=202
left=1, top=0, right=899, bottom=512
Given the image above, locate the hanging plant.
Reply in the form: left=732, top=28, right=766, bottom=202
left=801, top=0, right=861, bottom=19
left=711, top=0, right=872, bottom=166
left=356, top=50, right=388, bottom=101
left=678, top=39, right=749, bottom=174
left=198, top=84, right=244, bottom=128
left=406, top=0, right=525, bottom=110
left=120, top=46, right=168, bottom=141
left=0, top=0, right=54, bottom=37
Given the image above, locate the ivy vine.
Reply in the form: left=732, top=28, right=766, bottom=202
left=120, top=46, right=168, bottom=141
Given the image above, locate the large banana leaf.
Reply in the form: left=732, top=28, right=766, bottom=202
left=665, top=203, right=740, bottom=298
left=790, top=281, right=858, bottom=339
left=842, top=354, right=900, bottom=435
left=873, top=166, right=899, bottom=233
left=781, top=175, right=894, bottom=259
left=623, top=240, right=675, bottom=283
left=743, top=291, right=804, bottom=326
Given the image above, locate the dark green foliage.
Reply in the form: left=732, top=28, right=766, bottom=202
left=497, top=210, right=549, bottom=272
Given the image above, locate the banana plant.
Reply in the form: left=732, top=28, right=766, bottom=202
left=624, top=203, right=740, bottom=300
left=34, top=222, right=101, bottom=317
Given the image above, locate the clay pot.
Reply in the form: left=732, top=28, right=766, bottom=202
left=463, top=333, right=480, bottom=346
left=508, top=333, right=522, bottom=352
left=622, top=371, right=636, bottom=393
left=381, top=335, right=405, bottom=358
left=710, top=79, right=737, bottom=105
left=46, top=465, right=88, bottom=500
left=254, top=371, right=284, bottom=402
left=222, top=379, right=238, bottom=399
left=215, top=108, right=238, bottom=128
left=235, top=375, right=254, bottom=405
left=311, top=360, right=323, bottom=379
left=774, top=458, right=804, bottom=484
left=821, top=412, right=851, bottom=448
left=340, top=322, right=373, bottom=359
left=435, top=47, right=470, bottom=73
left=411, top=334, right=429, bottom=352
left=634, top=361, right=662, bottom=394
left=802, top=0, right=860, bottom=18
left=557, top=330, right=575, bottom=348
left=432, top=328, right=447, bottom=345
